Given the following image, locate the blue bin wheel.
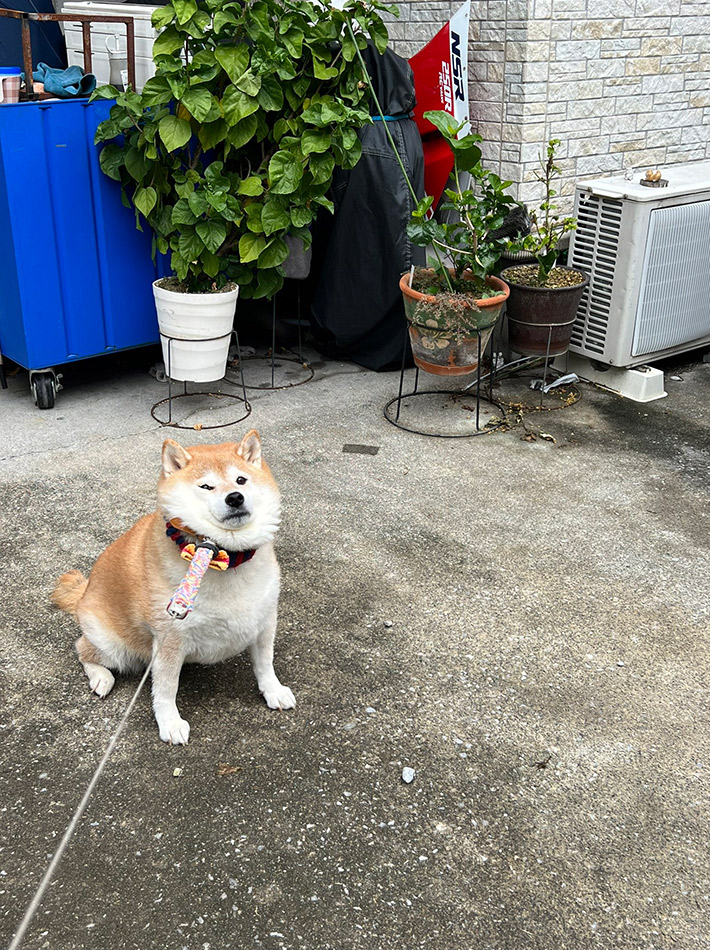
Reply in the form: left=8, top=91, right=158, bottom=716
left=32, top=372, right=55, bottom=410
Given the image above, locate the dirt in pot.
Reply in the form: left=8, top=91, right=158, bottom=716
left=155, top=277, right=237, bottom=294
left=503, top=265, right=586, bottom=289
left=410, top=272, right=498, bottom=299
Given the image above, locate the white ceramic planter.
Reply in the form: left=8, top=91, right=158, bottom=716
left=152, top=280, right=239, bottom=382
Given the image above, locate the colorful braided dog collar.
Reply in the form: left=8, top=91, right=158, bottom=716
left=165, top=521, right=256, bottom=571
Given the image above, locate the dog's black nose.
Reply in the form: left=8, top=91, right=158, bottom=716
left=225, top=491, right=245, bottom=509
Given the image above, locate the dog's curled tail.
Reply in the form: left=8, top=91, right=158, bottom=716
left=51, top=570, right=88, bottom=615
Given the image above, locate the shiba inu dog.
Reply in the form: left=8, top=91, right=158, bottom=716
left=52, top=431, right=295, bottom=745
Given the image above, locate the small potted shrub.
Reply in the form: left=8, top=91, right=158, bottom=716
left=501, top=139, right=589, bottom=357
left=91, top=0, right=393, bottom=381
left=402, top=111, right=514, bottom=376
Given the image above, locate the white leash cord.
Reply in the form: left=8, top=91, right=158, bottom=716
left=7, top=659, right=155, bottom=950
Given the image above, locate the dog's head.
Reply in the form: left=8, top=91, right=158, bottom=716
left=157, top=430, right=280, bottom=551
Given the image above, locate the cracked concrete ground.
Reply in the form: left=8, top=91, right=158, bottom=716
left=1, top=345, right=709, bottom=950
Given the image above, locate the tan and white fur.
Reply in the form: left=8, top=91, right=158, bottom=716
left=52, top=431, right=295, bottom=745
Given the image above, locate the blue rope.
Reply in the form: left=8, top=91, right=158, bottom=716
left=371, top=113, right=413, bottom=122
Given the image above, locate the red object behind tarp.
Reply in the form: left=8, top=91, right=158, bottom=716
left=408, top=1, right=470, bottom=208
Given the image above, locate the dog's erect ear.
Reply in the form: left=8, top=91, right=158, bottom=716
left=162, top=439, right=192, bottom=475
left=236, top=429, right=262, bottom=468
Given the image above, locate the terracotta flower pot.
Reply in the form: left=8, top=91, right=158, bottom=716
left=399, top=270, right=509, bottom=376
left=501, top=265, right=589, bottom=358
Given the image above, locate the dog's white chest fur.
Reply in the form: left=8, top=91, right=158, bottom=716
left=174, top=547, right=280, bottom=664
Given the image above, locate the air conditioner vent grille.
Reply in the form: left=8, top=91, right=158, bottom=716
left=632, top=200, right=710, bottom=357
left=569, top=194, right=623, bottom=353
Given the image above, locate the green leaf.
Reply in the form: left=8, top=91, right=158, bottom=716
left=239, top=233, right=267, bottom=263
left=215, top=45, right=250, bottom=84
left=308, top=152, right=334, bottom=185
left=151, top=5, right=175, bottom=29
left=134, top=185, right=157, bottom=219
left=290, top=206, right=312, bottom=228
left=188, top=192, right=210, bottom=216
left=246, top=203, right=264, bottom=233
left=90, top=84, right=121, bottom=102
left=141, top=75, right=172, bottom=107
left=339, top=137, right=362, bottom=170
left=196, top=219, right=227, bottom=254
left=262, top=200, right=290, bottom=236
left=250, top=268, right=283, bottom=299
left=268, top=151, right=303, bottom=195
left=256, top=75, right=284, bottom=112
left=222, top=86, right=260, bottom=126
left=312, top=59, right=338, bottom=81
left=158, top=115, right=192, bottom=152
left=367, top=16, right=389, bottom=55
left=98, top=144, right=124, bottom=180
left=198, top=119, right=228, bottom=150
left=172, top=198, right=197, bottom=226
left=258, top=237, right=289, bottom=269
left=281, top=27, right=303, bottom=57
left=125, top=147, right=150, bottom=182
left=172, top=0, right=196, bottom=25
left=152, top=26, right=184, bottom=58
left=313, top=195, right=334, bottom=214
left=178, top=228, right=204, bottom=261
left=302, top=129, right=331, bottom=155
left=213, top=10, right=238, bottom=32
left=302, top=99, right=346, bottom=127
left=236, top=69, right=261, bottom=97
left=227, top=114, right=258, bottom=149
left=200, top=248, right=221, bottom=278
left=237, top=176, right=264, bottom=196
left=184, top=10, right=211, bottom=37
left=422, top=110, right=464, bottom=140
left=181, top=87, right=215, bottom=122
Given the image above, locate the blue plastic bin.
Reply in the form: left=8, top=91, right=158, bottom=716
left=0, top=98, right=162, bottom=406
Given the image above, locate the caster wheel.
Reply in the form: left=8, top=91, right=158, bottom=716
left=32, top=372, right=56, bottom=409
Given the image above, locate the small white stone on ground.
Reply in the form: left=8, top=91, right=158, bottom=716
left=401, top=767, right=416, bottom=783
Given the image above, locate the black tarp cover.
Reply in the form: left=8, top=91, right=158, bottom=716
left=310, top=44, right=425, bottom=371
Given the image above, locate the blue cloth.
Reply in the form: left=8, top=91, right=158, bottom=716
left=30, top=62, right=96, bottom=98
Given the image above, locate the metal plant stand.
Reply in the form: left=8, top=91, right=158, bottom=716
left=384, top=322, right=507, bottom=439
left=231, top=290, right=315, bottom=392
left=467, top=320, right=582, bottom=412
left=151, top=329, right=251, bottom=430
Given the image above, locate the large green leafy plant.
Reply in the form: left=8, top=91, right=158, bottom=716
left=92, top=0, right=394, bottom=296
left=407, top=110, right=517, bottom=289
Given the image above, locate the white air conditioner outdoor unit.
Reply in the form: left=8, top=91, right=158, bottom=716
left=567, top=160, right=710, bottom=368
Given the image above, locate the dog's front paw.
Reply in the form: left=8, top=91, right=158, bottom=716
left=88, top=668, right=115, bottom=698
left=156, top=713, right=191, bottom=745
left=262, top=683, right=296, bottom=711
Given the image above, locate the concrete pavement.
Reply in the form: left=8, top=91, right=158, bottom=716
left=1, top=345, right=708, bottom=950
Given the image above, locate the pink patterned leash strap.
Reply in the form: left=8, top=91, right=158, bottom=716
left=166, top=541, right=219, bottom=620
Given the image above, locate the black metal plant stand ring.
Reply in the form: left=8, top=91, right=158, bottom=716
left=383, top=322, right=507, bottom=439
left=151, top=328, right=252, bottom=430
left=229, top=291, right=315, bottom=392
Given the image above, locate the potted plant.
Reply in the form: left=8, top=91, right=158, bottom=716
left=501, top=139, right=589, bottom=357
left=91, top=0, right=394, bottom=381
left=401, top=111, right=514, bottom=376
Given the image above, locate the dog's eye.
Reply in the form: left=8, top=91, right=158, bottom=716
left=236, top=476, right=247, bottom=486
left=199, top=484, right=215, bottom=491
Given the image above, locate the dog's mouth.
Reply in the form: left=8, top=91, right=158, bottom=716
left=222, top=509, right=251, bottom=523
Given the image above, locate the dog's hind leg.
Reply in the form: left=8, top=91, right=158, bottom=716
left=75, top=634, right=116, bottom=698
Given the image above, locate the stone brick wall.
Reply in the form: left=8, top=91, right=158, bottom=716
left=385, top=0, right=710, bottom=210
